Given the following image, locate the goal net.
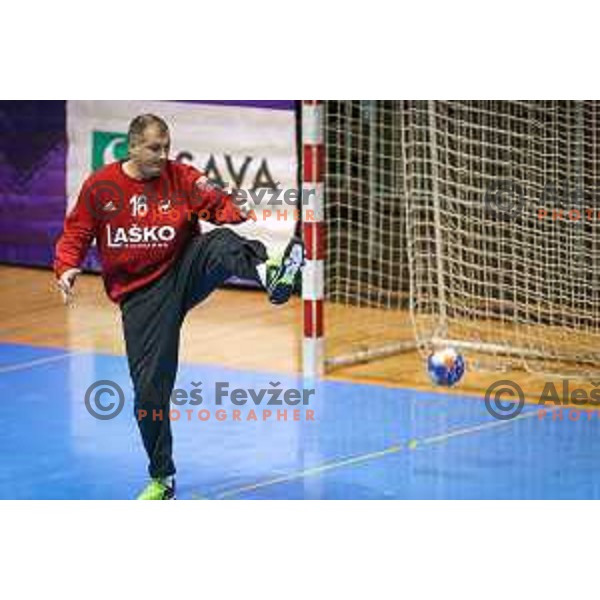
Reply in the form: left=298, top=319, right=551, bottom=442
left=322, top=100, right=600, bottom=377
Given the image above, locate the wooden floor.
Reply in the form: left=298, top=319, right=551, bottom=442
left=0, top=265, right=302, bottom=374
left=2, top=264, right=598, bottom=404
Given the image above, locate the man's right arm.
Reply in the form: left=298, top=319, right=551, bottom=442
left=53, top=182, right=97, bottom=304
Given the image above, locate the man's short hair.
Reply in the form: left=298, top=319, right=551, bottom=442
left=128, top=114, right=169, bottom=147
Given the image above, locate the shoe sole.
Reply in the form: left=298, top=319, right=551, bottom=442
left=269, top=239, right=305, bottom=305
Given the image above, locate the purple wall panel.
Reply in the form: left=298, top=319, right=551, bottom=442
left=0, top=101, right=67, bottom=267
left=178, top=100, right=296, bottom=111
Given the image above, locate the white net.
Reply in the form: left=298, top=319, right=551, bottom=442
left=323, top=100, right=600, bottom=377
left=323, top=101, right=414, bottom=369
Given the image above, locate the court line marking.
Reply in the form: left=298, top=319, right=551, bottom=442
left=0, top=352, right=80, bottom=374
left=212, top=407, right=556, bottom=499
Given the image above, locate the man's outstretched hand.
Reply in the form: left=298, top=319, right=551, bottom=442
left=56, top=268, right=82, bottom=306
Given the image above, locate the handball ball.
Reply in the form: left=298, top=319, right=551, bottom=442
left=427, top=347, right=465, bottom=387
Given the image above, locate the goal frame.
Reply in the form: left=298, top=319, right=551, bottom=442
left=301, top=100, right=600, bottom=379
left=301, top=100, right=325, bottom=378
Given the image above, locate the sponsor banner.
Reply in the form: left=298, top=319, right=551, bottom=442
left=0, top=100, right=297, bottom=281
left=67, top=101, right=298, bottom=272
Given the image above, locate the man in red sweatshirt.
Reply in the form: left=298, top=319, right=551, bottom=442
left=54, top=114, right=304, bottom=499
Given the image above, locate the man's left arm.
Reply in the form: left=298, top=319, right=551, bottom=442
left=189, top=171, right=252, bottom=225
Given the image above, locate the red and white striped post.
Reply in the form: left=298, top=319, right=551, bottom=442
left=302, top=100, right=325, bottom=377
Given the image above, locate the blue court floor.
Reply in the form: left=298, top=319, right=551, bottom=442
left=2, top=342, right=600, bottom=499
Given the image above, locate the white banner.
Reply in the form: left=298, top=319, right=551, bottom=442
left=66, top=100, right=298, bottom=254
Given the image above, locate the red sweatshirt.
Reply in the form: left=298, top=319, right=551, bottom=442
left=54, top=160, right=245, bottom=303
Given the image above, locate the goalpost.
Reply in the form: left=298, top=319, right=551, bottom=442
left=302, top=100, right=600, bottom=378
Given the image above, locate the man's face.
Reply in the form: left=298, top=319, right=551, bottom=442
left=129, top=124, right=170, bottom=178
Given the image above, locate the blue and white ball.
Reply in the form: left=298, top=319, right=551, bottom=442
left=427, top=347, right=465, bottom=387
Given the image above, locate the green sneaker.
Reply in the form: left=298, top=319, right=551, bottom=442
left=267, top=236, right=305, bottom=305
left=136, top=478, right=176, bottom=500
